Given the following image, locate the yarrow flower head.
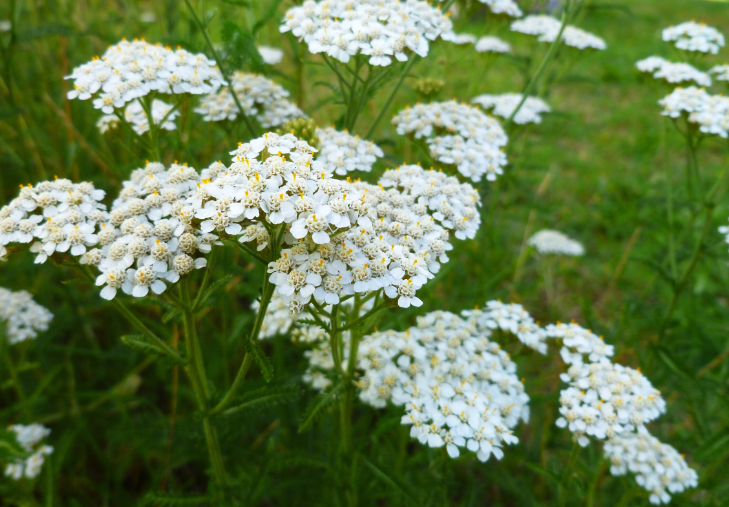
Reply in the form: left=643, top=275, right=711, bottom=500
left=0, top=288, right=53, bottom=344
left=462, top=300, right=548, bottom=354
left=195, top=72, right=304, bottom=128
left=447, top=33, right=477, bottom=45
left=709, top=64, right=729, bottom=83
left=4, top=424, right=53, bottom=481
left=511, top=15, right=606, bottom=50
left=663, top=21, right=725, bottom=54
left=90, top=161, right=211, bottom=300
left=635, top=57, right=712, bottom=87
left=315, top=127, right=384, bottom=175
left=392, top=100, right=508, bottom=182
left=471, top=93, right=551, bottom=125
left=258, top=45, right=284, bottom=65
left=0, top=178, right=108, bottom=263
left=280, top=0, right=454, bottom=66
left=97, top=99, right=179, bottom=135
left=527, top=229, right=584, bottom=256
left=66, top=39, right=225, bottom=113
left=477, top=0, right=522, bottom=18
left=659, top=87, right=729, bottom=138
left=603, top=433, right=698, bottom=505
left=474, top=36, right=511, bottom=54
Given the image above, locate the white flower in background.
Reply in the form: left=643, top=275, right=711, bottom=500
left=663, top=21, right=725, bottom=54
left=472, top=93, right=551, bottom=125
left=97, top=99, right=180, bottom=135
left=511, top=15, right=606, bottom=50
left=0, top=178, right=108, bottom=264
left=315, top=127, right=384, bottom=175
left=195, top=71, right=304, bottom=127
left=4, top=424, right=53, bottom=481
left=139, top=11, right=156, bottom=23
left=92, top=161, right=210, bottom=300
left=709, top=64, right=729, bottom=82
left=604, top=433, right=698, bottom=505
left=636, top=57, right=712, bottom=87
left=660, top=87, right=729, bottom=138
left=0, top=19, right=11, bottom=32
left=475, top=36, right=511, bottom=54
left=280, top=0, right=454, bottom=65
left=478, top=0, right=523, bottom=18
left=528, top=229, right=584, bottom=256
left=66, top=39, right=226, bottom=113
left=253, top=293, right=298, bottom=338
left=258, top=45, right=284, bottom=65
left=0, top=288, right=53, bottom=344
left=447, top=33, right=478, bottom=45
left=392, top=101, right=509, bottom=183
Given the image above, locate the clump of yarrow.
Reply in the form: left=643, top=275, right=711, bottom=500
left=472, top=93, right=551, bottom=125
left=663, top=21, right=725, bottom=54
left=97, top=98, right=179, bottom=135
left=315, top=127, right=385, bottom=175
left=392, top=100, right=508, bottom=182
left=511, top=15, right=607, bottom=50
left=636, top=57, right=712, bottom=87
left=478, top=0, right=522, bottom=18
left=4, top=424, right=53, bottom=481
left=659, top=87, right=729, bottom=139
left=528, top=230, right=584, bottom=256
left=258, top=45, right=284, bottom=65
left=66, top=39, right=225, bottom=113
left=280, top=0, right=454, bottom=66
left=0, top=177, right=108, bottom=263
left=0, top=288, right=53, bottom=344
left=475, top=36, right=511, bottom=54
left=195, top=71, right=304, bottom=128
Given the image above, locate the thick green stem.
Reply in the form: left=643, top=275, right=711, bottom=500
left=505, top=0, right=573, bottom=129
left=558, top=442, right=581, bottom=507
left=366, top=57, right=418, bottom=139
left=110, top=297, right=181, bottom=360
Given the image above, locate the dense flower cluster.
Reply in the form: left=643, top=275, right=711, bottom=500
left=195, top=72, right=304, bottom=128
left=448, top=33, right=477, bottom=45
left=97, top=98, right=179, bottom=135
left=471, top=93, right=551, bottom=125
left=709, top=64, right=729, bottom=82
left=4, top=424, right=53, bottom=480
left=604, top=433, right=699, bottom=505
left=475, top=36, right=511, bottom=54
left=66, top=39, right=225, bottom=113
left=478, top=0, right=522, bottom=18
left=253, top=294, right=298, bottom=339
left=89, top=161, right=210, bottom=300
left=528, top=229, right=584, bottom=256
left=511, top=15, right=606, bottom=50
left=635, top=57, right=712, bottom=87
left=462, top=300, right=548, bottom=354
left=0, top=178, right=108, bottom=263
left=258, top=45, right=284, bottom=65
left=315, top=127, right=384, bottom=175
left=662, top=21, right=725, bottom=54
left=660, top=87, right=729, bottom=138
left=280, top=0, right=454, bottom=66
left=392, top=100, right=508, bottom=182
left=0, top=288, right=53, bottom=344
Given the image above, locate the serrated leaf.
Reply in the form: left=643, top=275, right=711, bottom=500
left=139, top=492, right=210, bottom=507
left=244, top=340, right=273, bottom=382
left=121, top=335, right=187, bottom=365
left=359, top=454, right=420, bottom=506
left=162, top=308, right=179, bottom=324
left=194, top=274, right=234, bottom=310
left=223, top=385, right=300, bottom=416
left=252, top=0, right=283, bottom=34
left=221, top=22, right=263, bottom=73
left=298, top=381, right=343, bottom=433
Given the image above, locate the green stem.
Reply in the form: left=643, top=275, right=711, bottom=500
left=235, top=239, right=270, bottom=265
left=664, top=118, right=677, bottom=279
left=366, top=57, right=418, bottom=139
left=183, top=0, right=257, bottom=138
left=558, top=442, right=581, bottom=507
left=193, top=246, right=218, bottom=310
left=109, top=297, right=181, bottom=360
left=1, top=340, right=30, bottom=419
left=505, top=0, right=573, bottom=129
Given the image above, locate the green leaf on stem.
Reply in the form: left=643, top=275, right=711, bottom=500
left=120, top=335, right=187, bottom=365
left=221, top=22, right=264, bottom=73
left=359, top=454, right=421, bottom=506
left=244, top=340, right=274, bottom=382
left=194, top=274, right=234, bottom=310
left=223, top=385, right=300, bottom=416
left=298, top=381, right=343, bottom=433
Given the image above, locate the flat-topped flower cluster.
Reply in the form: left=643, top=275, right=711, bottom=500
left=511, top=15, right=607, bottom=50
left=471, top=93, right=551, bottom=125
left=528, top=229, right=584, bottom=256
left=97, top=98, right=179, bottom=135
left=316, top=127, right=384, bottom=175
left=660, top=87, right=729, bottom=139
left=195, top=71, right=304, bottom=128
left=280, top=0, right=454, bottom=66
left=0, top=287, right=53, bottom=344
left=4, top=424, right=53, bottom=481
left=392, top=100, right=508, bottom=182
left=66, top=39, right=225, bottom=113
left=663, top=21, right=725, bottom=54
left=636, top=57, right=712, bottom=87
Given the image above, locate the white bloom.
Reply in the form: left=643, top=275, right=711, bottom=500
left=709, top=64, right=729, bottom=82
left=315, top=127, right=384, bottom=175
left=472, top=93, right=551, bottom=125
left=528, top=229, right=584, bottom=256
left=97, top=98, right=180, bottom=135
left=258, top=45, right=284, bottom=65
left=478, top=0, right=522, bottom=18
left=636, top=57, right=712, bottom=87
left=0, top=288, right=53, bottom=344
left=512, top=15, right=606, bottom=50
left=446, top=33, right=478, bottom=45
left=659, top=87, right=729, bottom=138
left=663, top=21, right=725, bottom=54
left=475, top=36, right=511, bottom=54
left=4, top=424, right=53, bottom=481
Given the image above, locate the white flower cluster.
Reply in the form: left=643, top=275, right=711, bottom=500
left=478, top=0, right=522, bottom=18
left=548, top=322, right=666, bottom=447
left=4, top=424, right=53, bottom=481
left=280, top=0, right=454, bottom=66
left=604, top=433, right=699, bottom=505
left=195, top=72, right=304, bottom=128
left=447, top=33, right=477, bottom=45
left=0, top=178, right=108, bottom=264
left=0, top=288, right=53, bottom=345
left=88, top=162, right=211, bottom=300
left=660, top=87, right=729, bottom=138
left=392, top=101, right=508, bottom=182
left=97, top=98, right=179, bottom=135
left=258, top=45, right=284, bottom=65
left=635, top=56, right=712, bottom=87
left=527, top=229, right=584, bottom=256
left=709, top=64, right=729, bottom=82
left=511, top=15, right=606, bottom=50
left=461, top=300, right=548, bottom=354
left=315, top=127, right=384, bottom=175
left=663, top=21, right=725, bottom=54
left=475, top=36, right=511, bottom=54
left=471, top=93, right=551, bottom=125
left=253, top=293, right=298, bottom=339
left=66, top=39, right=225, bottom=113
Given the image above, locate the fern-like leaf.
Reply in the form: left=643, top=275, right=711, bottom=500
left=298, top=381, right=343, bottom=433
left=223, top=385, right=300, bottom=416
left=244, top=340, right=274, bottom=382
left=121, top=335, right=187, bottom=365
left=194, top=274, right=234, bottom=310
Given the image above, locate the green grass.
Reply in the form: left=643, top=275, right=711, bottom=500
left=1, top=0, right=728, bottom=505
